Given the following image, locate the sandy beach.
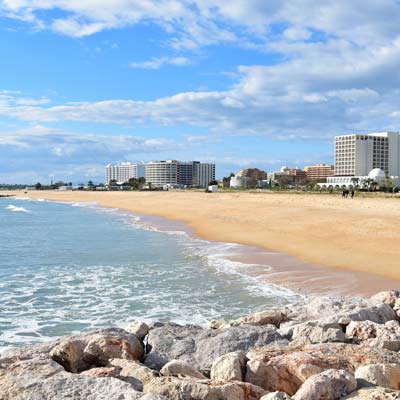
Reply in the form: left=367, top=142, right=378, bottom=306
left=6, top=190, right=400, bottom=289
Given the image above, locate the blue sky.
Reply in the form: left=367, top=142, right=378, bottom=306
left=1, top=1, right=400, bottom=183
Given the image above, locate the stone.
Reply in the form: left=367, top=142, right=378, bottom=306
left=260, top=392, right=292, bottom=400
left=293, top=369, right=357, bottom=400
left=355, top=363, right=400, bottom=390
left=143, top=376, right=267, bottom=400
left=83, top=333, right=144, bottom=367
left=245, top=342, right=400, bottom=395
left=80, top=366, right=120, bottom=378
left=145, top=322, right=283, bottom=373
left=291, top=323, right=346, bottom=345
left=126, top=322, right=150, bottom=341
left=371, top=291, right=400, bottom=308
left=160, top=360, right=206, bottom=379
left=210, top=351, right=246, bottom=382
left=49, top=328, right=144, bottom=372
left=109, top=358, right=159, bottom=391
left=344, top=386, right=400, bottom=399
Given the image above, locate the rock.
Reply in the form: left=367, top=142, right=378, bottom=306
left=210, top=351, right=246, bottom=382
left=355, top=363, right=400, bottom=390
left=245, top=342, right=400, bottom=395
left=146, top=322, right=283, bottom=373
left=126, top=322, right=150, bottom=341
left=209, top=310, right=287, bottom=330
left=344, top=386, right=400, bottom=399
left=50, top=328, right=144, bottom=372
left=293, top=369, right=357, bottom=400
left=371, top=290, right=400, bottom=308
left=83, top=333, right=144, bottom=367
left=80, top=366, right=120, bottom=378
left=291, top=323, right=346, bottom=345
left=161, top=360, right=206, bottom=379
left=109, top=358, right=159, bottom=391
left=143, top=376, right=267, bottom=400
left=260, top=392, right=292, bottom=400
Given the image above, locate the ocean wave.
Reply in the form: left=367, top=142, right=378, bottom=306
left=6, top=205, right=31, bottom=213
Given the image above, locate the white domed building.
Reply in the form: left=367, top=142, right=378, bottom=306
left=368, top=168, right=386, bottom=182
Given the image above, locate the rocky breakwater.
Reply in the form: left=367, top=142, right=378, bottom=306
left=2, top=292, right=400, bottom=399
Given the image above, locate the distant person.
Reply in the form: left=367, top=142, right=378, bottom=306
left=342, top=189, right=346, bottom=198
left=351, top=189, right=355, bottom=199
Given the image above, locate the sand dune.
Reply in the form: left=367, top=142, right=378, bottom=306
left=8, top=190, right=400, bottom=281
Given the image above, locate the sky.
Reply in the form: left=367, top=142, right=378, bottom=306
left=1, top=1, right=400, bottom=183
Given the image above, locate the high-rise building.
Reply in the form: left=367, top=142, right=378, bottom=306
left=304, top=164, right=334, bottom=181
left=334, top=132, right=400, bottom=176
left=145, top=160, right=216, bottom=188
left=193, top=162, right=216, bottom=188
left=105, top=162, right=145, bottom=184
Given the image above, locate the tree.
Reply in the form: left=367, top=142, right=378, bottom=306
left=35, top=182, right=42, bottom=190
left=87, top=180, right=95, bottom=190
left=222, top=173, right=235, bottom=188
left=350, top=177, right=360, bottom=188
left=128, top=177, right=146, bottom=190
left=208, top=180, right=218, bottom=186
left=109, top=179, right=117, bottom=186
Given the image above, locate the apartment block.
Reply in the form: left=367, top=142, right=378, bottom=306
left=105, top=162, right=145, bottom=184
left=304, top=164, right=334, bottom=181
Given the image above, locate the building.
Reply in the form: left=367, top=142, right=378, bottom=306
left=304, top=164, right=334, bottom=181
left=236, top=168, right=268, bottom=181
left=145, top=160, right=215, bottom=188
left=230, top=175, right=250, bottom=188
left=146, top=160, right=178, bottom=187
left=105, top=162, right=145, bottom=184
left=193, top=162, right=216, bottom=188
left=334, top=132, right=400, bottom=177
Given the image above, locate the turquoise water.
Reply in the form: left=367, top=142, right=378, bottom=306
left=0, top=197, right=298, bottom=351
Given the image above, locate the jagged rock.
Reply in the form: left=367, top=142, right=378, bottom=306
left=344, top=386, right=400, bottom=399
left=50, top=328, right=144, bottom=372
left=143, top=376, right=267, bottom=400
left=371, top=291, right=400, bottom=308
left=260, top=392, right=292, bottom=399
left=210, top=351, right=246, bottom=382
left=293, top=369, right=357, bottom=400
left=108, top=358, right=159, bottom=391
left=126, top=322, right=150, bottom=341
left=161, top=360, right=206, bottom=379
left=245, top=342, right=400, bottom=395
left=291, top=323, right=346, bottom=345
left=145, top=322, right=283, bottom=373
left=80, top=366, right=120, bottom=378
left=355, top=363, right=400, bottom=390
left=210, top=310, right=287, bottom=330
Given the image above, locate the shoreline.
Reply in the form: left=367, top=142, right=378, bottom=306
left=5, top=190, right=400, bottom=296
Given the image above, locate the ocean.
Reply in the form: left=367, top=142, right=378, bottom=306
left=0, top=197, right=299, bottom=352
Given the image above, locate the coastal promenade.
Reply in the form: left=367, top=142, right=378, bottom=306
left=8, top=190, right=400, bottom=282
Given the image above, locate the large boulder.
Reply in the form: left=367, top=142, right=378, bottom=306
left=143, top=376, right=267, bottom=400
left=210, top=351, right=246, bottom=382
left=245, top=342, right=400, bottom=395
left=145, top=322, right=283, bottom=373
left=260, top=392, right=292, bottom=400
left=355, top=363, right=400, bottom=390
left=160, top=360, right=206, bottom=379
left=50, top=329, right=144, bottom=372
left=290, top=323, right=346, bottom=345
left=293, top=369, right=357, bottom=400
left=108, top=358, right=159, bottom=391
left=126, top=322, right=150, bottom=341
left=344, top=386, right=400, bottom=399
left=371, top=290, right=400, bottom=308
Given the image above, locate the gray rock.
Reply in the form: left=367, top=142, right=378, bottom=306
left=355, top=363, right=400, bottom=390
left=293, top=369, right=357, bottom=400
left=210, top=351, right=246, bottom=382
left=161, top=360, right=206, bottom=379
left=260, top=392, right=292, bottom=400
left=291, top=323, right=346, bottom=345
left=145, top=322, right=283, bottom=373
left=126, top=322, right=150, bottom=341
left=371, top=290, right=400, bottom=308
left=343, top=386, right=400, bottom=399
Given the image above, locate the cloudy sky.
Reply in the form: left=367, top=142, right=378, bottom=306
left=1, top=0, right=400, bottom=183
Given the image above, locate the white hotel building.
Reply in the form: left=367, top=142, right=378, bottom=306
left=105, top=162, right=145, bottom=184
left=318, top=131, right=400, bottom=189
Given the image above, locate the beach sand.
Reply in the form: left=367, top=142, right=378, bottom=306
left=6, top=190, right=400, bottom=293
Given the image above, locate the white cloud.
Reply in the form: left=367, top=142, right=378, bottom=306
left=129, top=56, right=190, bottom=69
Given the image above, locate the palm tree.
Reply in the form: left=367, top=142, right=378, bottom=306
left=350, top=177, right=360, bottom=189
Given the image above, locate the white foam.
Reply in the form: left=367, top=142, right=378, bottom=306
left=6, top=205, right=31, bottom=213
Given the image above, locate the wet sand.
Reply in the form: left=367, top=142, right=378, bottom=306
left=6, top=190, right=400, bottom=295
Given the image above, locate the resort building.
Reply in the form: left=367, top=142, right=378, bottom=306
left=334, top=132, right=400, bottom=177
left=145, top=160, right=215, bottom=188
left=105, top=162, right=145, bottom=184
left=304, top=164, right=334, bottom=181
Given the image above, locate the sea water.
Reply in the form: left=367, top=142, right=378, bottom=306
left=0, top=197, right=299, bottom=351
